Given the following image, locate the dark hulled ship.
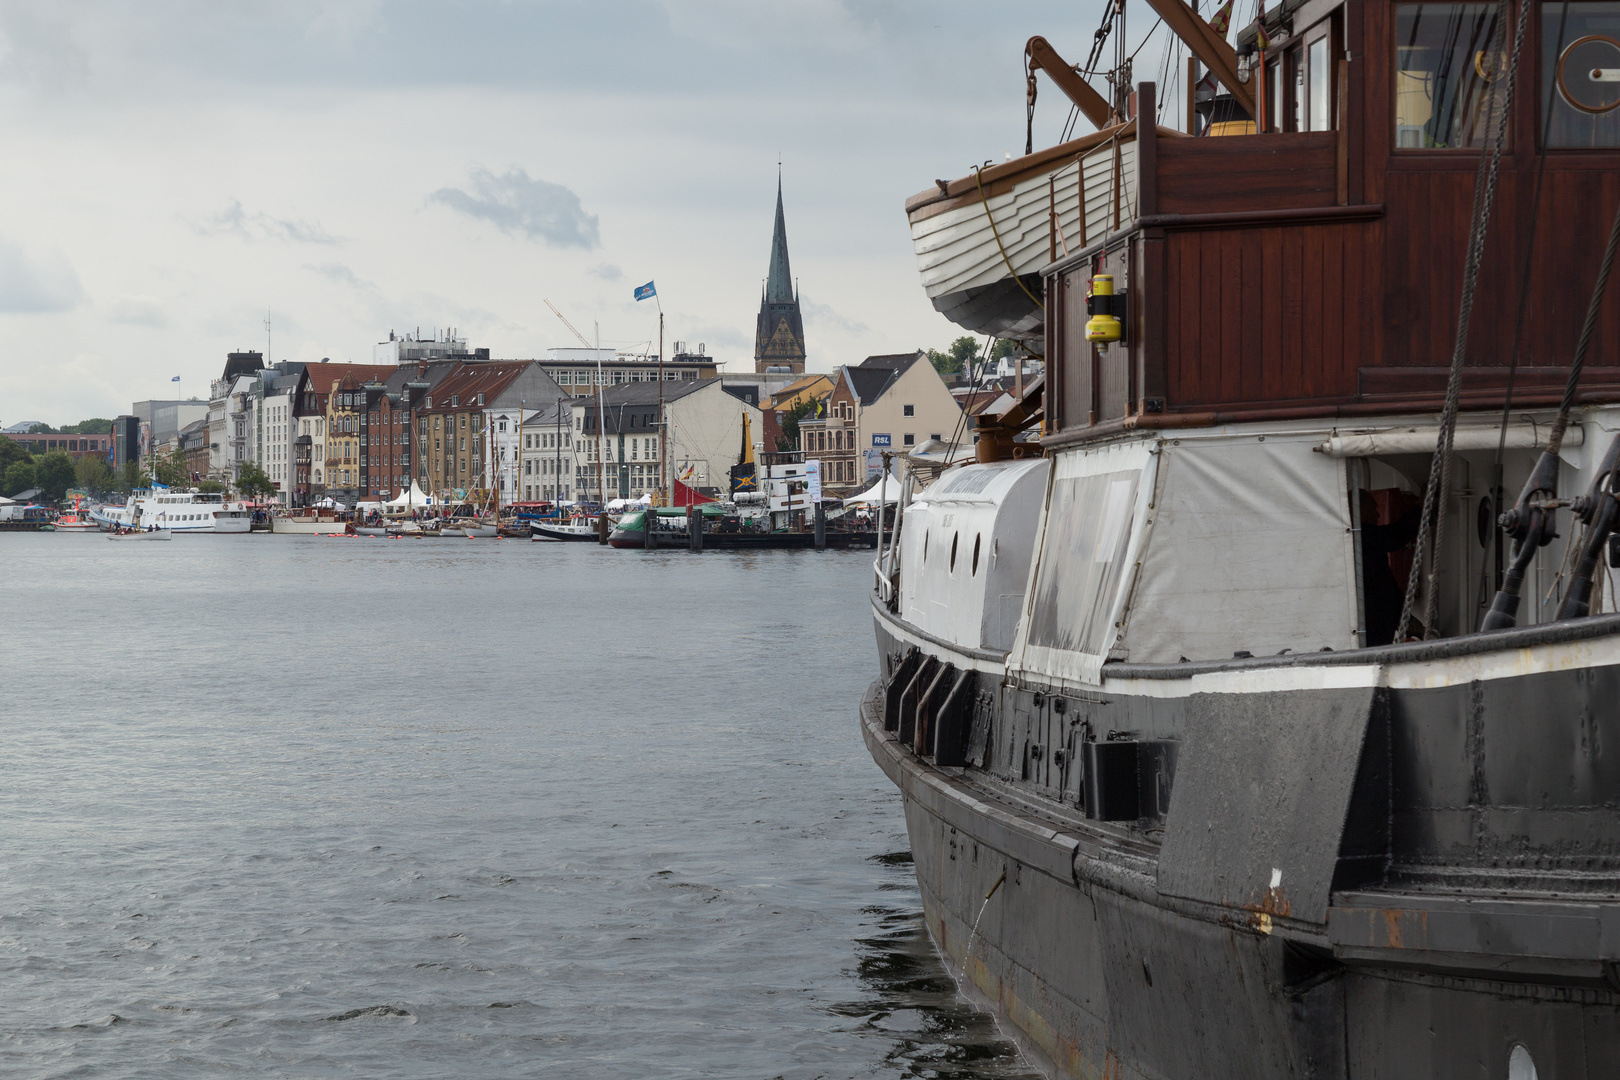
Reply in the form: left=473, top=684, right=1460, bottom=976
left=865, top=2, right=1620, bottom=1077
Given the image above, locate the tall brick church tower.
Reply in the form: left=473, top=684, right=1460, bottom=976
left=753, top=176, right=807, bottom=374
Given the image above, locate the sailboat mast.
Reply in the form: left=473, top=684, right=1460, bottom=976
left=595, top=323, right=607, bottom=508
left=657, top=306, right=665, bottom=507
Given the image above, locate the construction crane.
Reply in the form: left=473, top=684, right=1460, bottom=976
left=545, top=299, right=593, bottom=350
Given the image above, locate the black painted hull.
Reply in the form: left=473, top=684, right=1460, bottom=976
left=866, top=608, right=1620, bottom=1080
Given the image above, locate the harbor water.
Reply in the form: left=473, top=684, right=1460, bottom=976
left=0, top=534, right=1037, bottom=1079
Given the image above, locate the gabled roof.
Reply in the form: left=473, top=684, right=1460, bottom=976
left=765, top=372, right=833, bottom=410
left=574, top=380, right=716, bottom=436
left=416, top=361, right=535, bottom=415
left=843, top=351, right=927, bottom=406
left=302, top=362, right=392, bottom=399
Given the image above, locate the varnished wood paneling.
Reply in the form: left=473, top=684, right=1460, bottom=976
left=1151, top=220, right=1367, bottom=409
left=1156, top=134, right=1340, bottom=215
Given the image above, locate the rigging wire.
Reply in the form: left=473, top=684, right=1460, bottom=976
left=943, top=337, right=997, bottom=468
left=1477, top=0, right=1572, bottom=617
left=1395, top=0, right=1528, bottom=641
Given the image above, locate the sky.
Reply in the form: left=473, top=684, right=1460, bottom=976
left=0, top=0, right=1184, bottom=425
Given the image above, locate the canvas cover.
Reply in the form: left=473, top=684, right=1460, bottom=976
left=1122, top=433, right=1356, bottom=663
left=1010, top=438, right=1158, bottom=686
left=1009, top=431, right=1357, bottom=687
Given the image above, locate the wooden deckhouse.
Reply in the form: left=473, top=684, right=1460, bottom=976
left=1015, top=0, right=1620, bottom=437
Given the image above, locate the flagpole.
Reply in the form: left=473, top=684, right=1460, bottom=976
left=657, top=298, right=665, bottom=507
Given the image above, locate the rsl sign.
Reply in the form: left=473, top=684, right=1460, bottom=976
left=871, top=433, right=892, bottom=447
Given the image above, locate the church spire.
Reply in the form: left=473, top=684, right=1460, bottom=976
left=765, top=173, right=794, bottom=305
left=754, top=170, right=806, bottom=375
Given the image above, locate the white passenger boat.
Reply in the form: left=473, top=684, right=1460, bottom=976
left=94, top=489, right=245, bottom=534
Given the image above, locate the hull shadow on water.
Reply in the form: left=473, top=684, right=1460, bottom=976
left=833, top=851, right=1038, bottom=1079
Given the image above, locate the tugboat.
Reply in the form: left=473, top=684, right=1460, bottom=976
left=864, top=3, right=1620, bottom=1078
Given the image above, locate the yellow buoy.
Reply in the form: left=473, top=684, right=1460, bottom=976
left=1086, top=274, right=1122, bottom=343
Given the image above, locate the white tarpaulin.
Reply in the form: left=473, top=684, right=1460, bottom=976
left=384, top=482, right=434, bottom=509
left=845, top=470, right=904, bottom=506
left=1120, top=433, right=1357, bottom=663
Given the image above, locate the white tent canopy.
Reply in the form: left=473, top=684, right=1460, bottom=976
left=384, top=481, right=435, bottom=509
left=0, top=494, right=13, bottom=506
left=844, top=469, right=905, bottom=507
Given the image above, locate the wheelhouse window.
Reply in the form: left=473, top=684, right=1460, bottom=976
left=1395, top=3, right=1505, bottom=148
left=1543, top=2, right=1620, bottom=146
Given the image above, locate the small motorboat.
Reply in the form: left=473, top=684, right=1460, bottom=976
left=108, top=527, right=171, bottom=541
left=55, top=495, right=99, bottom=531
left=531, top=518, right=601, bottom=542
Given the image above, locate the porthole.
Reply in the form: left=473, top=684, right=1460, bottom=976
left=950, top=531, right=959, bottom=573
left=972, top=534, right=981, bottom=576
left=1508, top=1045, right=1537, bottom=1080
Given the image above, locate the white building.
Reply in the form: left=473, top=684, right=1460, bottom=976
left=570, top=379, right=761, bottom=503
left=513, top=407, right=575, bottom=503
left=250, top=365, right=304, bottom=503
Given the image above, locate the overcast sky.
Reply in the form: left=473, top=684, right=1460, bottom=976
left=0, top=0, right=1170, bottom=425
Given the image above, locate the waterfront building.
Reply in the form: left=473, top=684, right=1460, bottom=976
left=207, top=351, right=265, bottom=483
left=760, top=373, right=835, bottom=451
left=2, top=431, right=114, bottom=460
left=518, top=408, right=574, bottom=502
left=292, top=361, right=394, bottom=504
left=111, top=416, right=140, bottom=469
left=179, top=418, right=210, bottom=481
left=321, top=372, right=373, bottom=505
left=538, top=346, right=718, bottom=397
left=571, top=379, right=762, bottom=502
left=371, top=328, right=489, bottom=366
left=802, top=352, right=963, bottom=491
left=491, top=399, right=570, bottom=503
left=417, top=361, right=563, bottom=499
left=250, top=363, right=306, bottom=504
left=131, top=398, right=209, bottom=457
left=753, top=178, right=807, bottom=375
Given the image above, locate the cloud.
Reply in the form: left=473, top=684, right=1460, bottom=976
left=0, top=5, right=89, bottom=92
left=800, top=296, right=869, bottom=336
left=197, top=199, right=341, bottom=245
left=428, top=167, right=599, bottom=248
left=305, top=262, right=372, bottom=288
left=0, top=241, right=84, bottom=314
left=105, top=295, right=167, bottom=327
left=589, top=263, right=623, bottom=282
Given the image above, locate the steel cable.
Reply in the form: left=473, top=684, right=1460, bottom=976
left=1396, top=0, right=1527, bottom=641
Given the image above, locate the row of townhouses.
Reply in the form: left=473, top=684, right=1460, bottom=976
left=174, top=336, right=770, bottom=507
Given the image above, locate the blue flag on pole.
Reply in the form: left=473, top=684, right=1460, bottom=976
left=633, top=281, right=656, bottom=301
left=171, top=375, right=180, bottom=382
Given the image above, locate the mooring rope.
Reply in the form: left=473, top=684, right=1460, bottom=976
left=974, top=164, right=1046, bottom=313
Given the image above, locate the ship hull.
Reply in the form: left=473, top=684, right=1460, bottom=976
left=866, top=610, right=1620, bottom=1080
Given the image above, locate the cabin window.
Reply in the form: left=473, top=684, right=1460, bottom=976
left=1268, top=56, right=1284, bottom=130
left=1543, top=2, right=1620, bottom=146
left=1291, top=44, right=1307, bottom=129
left=1309, top=35, right=1332, bottom=129
left=1394, top=3, right=1505, bottom=148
